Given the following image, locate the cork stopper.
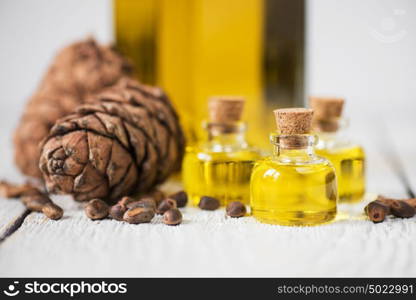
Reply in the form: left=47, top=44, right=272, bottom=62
left=309, top=97, right=345, bottom=132
left=274, top=108, right=313, bottom=135
left=309, top=97, right=344, bottom=120
left=208, top=96, right=245, bottom=124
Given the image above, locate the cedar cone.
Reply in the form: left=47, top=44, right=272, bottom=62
left=39, top=78, right=185, bottom=203
left=14, top=38, right=132, bottom=178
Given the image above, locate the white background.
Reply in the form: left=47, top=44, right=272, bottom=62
left=0, top=0, right=112, bottom=181
left=306, top=0, right=416, bottom=133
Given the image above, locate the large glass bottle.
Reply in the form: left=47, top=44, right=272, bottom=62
left=250, top=108, right=338, bottom=226
left=113, top=0, right=305, bottom=148
left=182, top=97, right=260, bottom=206
left=310, top=97, right=366, bottom=203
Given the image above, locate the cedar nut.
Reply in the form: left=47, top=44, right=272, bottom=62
left=198, top=196, right=220, bottom=211
left=169, top=191, right=188, bottom=208
left=163, top=208, right=182, bottom=226
left=42, top=202, right=64, bottom=220
left=85, top=199, right=109, bottom=220
left=226, top=201, right=246, bottom=218
left=156, top=198, right=177, bottom=215
left=123, top=207, right=155, bottom=224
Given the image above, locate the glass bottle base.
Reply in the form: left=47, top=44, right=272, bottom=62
left=251, top=208, right=337, bottom=226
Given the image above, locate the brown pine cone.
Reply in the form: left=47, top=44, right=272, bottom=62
left=39, top=78, right=185, bottom=202
left=42, top=38, right=133, bottom=94
left=14, top=38, right=132, bottom=178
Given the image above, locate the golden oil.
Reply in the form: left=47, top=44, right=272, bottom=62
left=310, top=96, right=366, bottom=203
left=250, top=108, right=338, bottom=226
left=182, top=97, right=261, bottom=206
left=250, top=136, right=337, bottom=225
left=183, top=146, right=260, bottom=206
left=315, top=140, right=365, bottom=203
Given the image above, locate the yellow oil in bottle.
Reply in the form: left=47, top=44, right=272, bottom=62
left=316, top=145, right=365, bottom=203
left=250, top=108, right=338, bottom=226
left=183, top=148, right=260, bottom=206
left=309, top=96, right=366, bottom=203
left=157, top=0, right=265, bottom=146
left=251, top=151, right=337, bottom=226
left=114, top=0, right=158, bottom=84
left=182, top=96, right=261, bottom=206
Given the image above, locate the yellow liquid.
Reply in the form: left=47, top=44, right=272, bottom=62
left=114, top=0, right=158, bottom=84
left=250, top=158, right=337, bottom=226
left=316, top=145, right=365, bottom=203
left=114, top=0, right=304, bottom=148
left=183, top=147, right=260, bottom=206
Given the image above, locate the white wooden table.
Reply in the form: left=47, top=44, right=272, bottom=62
left=0, top=119, right=415, bottom=277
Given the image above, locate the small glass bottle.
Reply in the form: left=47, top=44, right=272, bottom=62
left=250, top=108, right=338, bottom=226
left=182, top=97, right=260, bottom=206
left=310, top=97, right=365, bottom=203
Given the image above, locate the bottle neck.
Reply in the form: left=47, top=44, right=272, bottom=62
left=205, top=121, right=248, bottom=150
left=270, top=133, right=317, bottom=162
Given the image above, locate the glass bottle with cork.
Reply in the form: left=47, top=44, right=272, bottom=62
left=250, top=108, right=338, bottom=226
left=182, top=97, right=260, bottom=206
left=310, top=97, right=365, bottom=203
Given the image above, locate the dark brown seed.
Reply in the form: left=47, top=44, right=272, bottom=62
left=404, top=198, right=416, bottom=208
left=42, top=202, right=64, bottom=220
left=123, top=207, right=155, bottom=224
left=21, top=194, right=52, bottom=212
left=109, top=204, right=126, bottom=221
left=365, top=201, right=389, bottom=223
left=169, top=191, right=188, bottom=208
left=226, top=201, right=246, bottom=218
left=156, top=198, right=177, bottom=215
left=390, top=200, right=415, bottom=218
left=375, top=196, right=394, bottom=213
left=127, top=197, right=157, bottom=210
left=198, top=196, right=220, bottom=211
left=85, top=199, right=109, bottom=220
left=163, top=208, right=183, bottom=226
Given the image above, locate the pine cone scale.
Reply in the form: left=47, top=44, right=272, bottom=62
left=87, top=132, right=113, bottom=174
left=94, top=112, right=129, bottom=148
left=106, top=140, right=136, bottom=190
left=74, top=164, right=108, bottom=194
left=108, top=162, right=137, bottom=201
left=93, top=104, right=163, bottom=174
left=61, top=131, right=89, bottom=164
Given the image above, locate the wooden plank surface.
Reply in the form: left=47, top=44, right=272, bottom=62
left=0, top=199, right=28, bottom=242
left=1, top=194, right=416, bottom=277
left=0, top=139, right=31, bottom=241
left=0, top=123, right=413, bottom=277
